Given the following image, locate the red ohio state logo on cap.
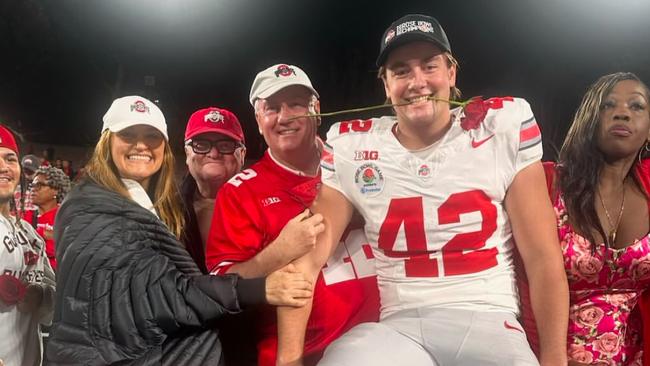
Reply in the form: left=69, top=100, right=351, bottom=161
left=130, top=100, right=150, bottom=113
left=274, top=64, right=296, bottom=77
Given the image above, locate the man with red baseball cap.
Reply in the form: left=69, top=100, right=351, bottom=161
left=180, top=107, right=246, bottom=273
left=0, top=124, right=55, bottom=366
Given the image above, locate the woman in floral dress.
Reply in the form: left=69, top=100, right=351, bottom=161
left=546, top=72, right=650, bottom=365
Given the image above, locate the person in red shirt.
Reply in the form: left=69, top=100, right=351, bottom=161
left=206, top=64, right=379, bottom=366
left=24, top=166, right=70, bottom=270
left=180, top=107, right=246, bottom=274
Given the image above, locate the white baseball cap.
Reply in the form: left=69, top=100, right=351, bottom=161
left=102, top=96, right=168, bottom=140
left=249, top=64, right=319, bottom=106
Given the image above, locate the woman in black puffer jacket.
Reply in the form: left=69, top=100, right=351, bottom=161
left=46, top=96, right=312, bottom=366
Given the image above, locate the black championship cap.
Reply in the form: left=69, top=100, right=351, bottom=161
left=376, top=14, right=451, bottom=67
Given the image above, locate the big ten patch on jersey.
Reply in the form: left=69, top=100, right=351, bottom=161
left=322, top=227, right=376, bottom=285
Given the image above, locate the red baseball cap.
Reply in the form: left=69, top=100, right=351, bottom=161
left=0, top=125, right=19, bottom=154
left=184, top=107, right=245, bottom=144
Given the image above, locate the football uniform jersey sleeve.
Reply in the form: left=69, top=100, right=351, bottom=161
left=512, top=98, right=543, bottom=173
left=206, top=183, right=266, bottom=274
left=320, top=125, right=353, bottom=201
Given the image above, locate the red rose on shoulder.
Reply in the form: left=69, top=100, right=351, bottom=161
left=0, top=274, right=27, bottom=305
left=460, top=96, right=515, bottom=131
left=460, top=97, right=488, bottom=131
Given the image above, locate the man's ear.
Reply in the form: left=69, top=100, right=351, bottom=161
left=313, top=99, right=321, bottom=114
left=448, top=62, right=457, bottom=89
left=381, top=73, right=391, bottom=100
left=184, top=145, right=192, bottom=166
left=236, top=147, right=247, bottom=168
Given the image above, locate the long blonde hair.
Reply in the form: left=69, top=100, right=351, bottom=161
left=85, top=130, right=184, bottom=237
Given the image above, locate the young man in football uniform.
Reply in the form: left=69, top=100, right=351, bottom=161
left=277, top=14, right=568, bottom=366
left=205, top=64, right=379, bottom=366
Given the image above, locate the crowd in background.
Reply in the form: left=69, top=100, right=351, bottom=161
left=1, top=12, right=650, bottom=366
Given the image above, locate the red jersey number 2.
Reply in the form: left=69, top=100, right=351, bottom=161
left=377, top=190, right=498, bottom=277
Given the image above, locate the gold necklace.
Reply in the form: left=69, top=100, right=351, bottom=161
left=597, top=183, right=626, bottom=246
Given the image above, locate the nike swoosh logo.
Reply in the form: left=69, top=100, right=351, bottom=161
left=503, top=320, right=524, bottom=333
left=471, top=134, right=495, bottom=148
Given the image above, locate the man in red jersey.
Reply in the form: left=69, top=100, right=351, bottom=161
left=206, top=64, right=379, bottom=366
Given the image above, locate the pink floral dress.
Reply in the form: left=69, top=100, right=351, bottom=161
left=556, top=195, right=650, bottom=365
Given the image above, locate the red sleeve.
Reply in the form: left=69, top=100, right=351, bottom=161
left=205, top=182, right=266, bottom=274
left=23, top=209, right=34, bottom=224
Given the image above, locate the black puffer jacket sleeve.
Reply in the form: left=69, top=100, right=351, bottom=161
left=46, top=181, right=265, bottom=366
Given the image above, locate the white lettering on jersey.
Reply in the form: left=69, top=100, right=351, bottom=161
left=322, top=228, right=376, bottom=285
left=262, top=197, right=281, bottom=207
left=228, top=168, right=257, bottom=187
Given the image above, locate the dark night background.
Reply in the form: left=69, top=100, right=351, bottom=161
left=1, top=0, right=649, bottom=161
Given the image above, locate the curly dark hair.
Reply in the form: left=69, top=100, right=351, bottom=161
left=34, top=166, right=71, bottom=203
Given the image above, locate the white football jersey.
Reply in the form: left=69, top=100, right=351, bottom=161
left=1, top=215, right=53, bottom=366
left=321, top=97, right=542, bottom=318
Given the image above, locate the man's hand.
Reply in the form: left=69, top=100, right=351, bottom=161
left=265, top=264, right=313, bottom=307
left=273, top=209, right=325, bottom=262
left=17, top=284, right=44, bottom=313
left=225, top=210, right=325, bottom=279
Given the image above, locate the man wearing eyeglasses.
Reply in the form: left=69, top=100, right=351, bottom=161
left=180, top=107, right=246, bottom=273
left=205, top=64, right=379, bottom=366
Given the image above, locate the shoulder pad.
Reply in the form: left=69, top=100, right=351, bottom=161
left=462, top=96, right=533, bottom=134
